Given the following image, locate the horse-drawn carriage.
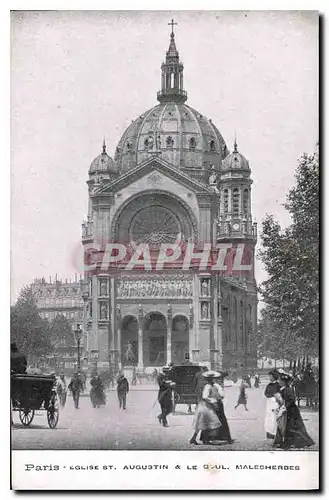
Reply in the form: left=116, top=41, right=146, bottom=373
left=293, top=376, right=319, bottom=409
left=11, top=373, right=59, bottom=428
left=169, top=365, right=202, bottom=414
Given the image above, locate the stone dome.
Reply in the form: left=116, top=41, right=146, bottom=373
left=114, top=102, right=230, bottom=177
left=222, top=141, right=250, bottom=171
left=89, top=141, right=118, bottom=174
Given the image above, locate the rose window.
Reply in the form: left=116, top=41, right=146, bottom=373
left=129, top=206, right=182, bottom=246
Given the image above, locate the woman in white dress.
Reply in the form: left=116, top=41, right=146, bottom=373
left=264, top=370, right=280, bottom=439
left=190, top=371, right=221, bottom=445
left=190, top=371, right=233, bottom=445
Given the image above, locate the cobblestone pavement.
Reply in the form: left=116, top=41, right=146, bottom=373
left=12, top=383, right=319, bottom=451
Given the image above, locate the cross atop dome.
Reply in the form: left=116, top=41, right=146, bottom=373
left=168, top=19, right=177, bottom=35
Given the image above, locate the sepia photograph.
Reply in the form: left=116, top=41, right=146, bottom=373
left=10, top=9, right=319, bottom=489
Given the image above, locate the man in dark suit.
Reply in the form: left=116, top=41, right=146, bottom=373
left=117, top=372, right=129, bottom=410
left=11, top=342, right=27, bottom=374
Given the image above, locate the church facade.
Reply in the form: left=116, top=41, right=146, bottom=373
left=81, top=25, right=258, bottom=373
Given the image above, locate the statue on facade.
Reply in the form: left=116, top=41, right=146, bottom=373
left=201, top=279, right=209, bottom=296
left=124, top=342, right=135, bottom=363
left=201, top=302, right=209, bottom=320
left=209, top=166, right=217, bottom=185
left=100, top=303, right=108, bottom=320
left=100, top=279, right=107, bottom=296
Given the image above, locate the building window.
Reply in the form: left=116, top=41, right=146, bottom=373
left=223, top=189, right=229, bottom=214
left=189, top=137, right=196, bottom=149
left=166, top=136, right=174, bottom=149
left=126, top=141, right=132, bottom=150
left=243, top=189, right=249, bottom=214
left=209, top=140, right=216, bottom=152
left=233, top=188, right=240, bottom=215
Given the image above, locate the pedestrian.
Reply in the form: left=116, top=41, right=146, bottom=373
left=235, top=378, right=249, bottom=411
left=56, top=374, right=67, bottom=408
left=264, top=370, right=280, bottom=439
left=157, top=366, right=175, bottom=427
left=254, top=372, right=260, bottom=388
left=90, top=373, right=106, bottom=408
left=131, top=368, right=137, bottom=386
left=246, top=373, right=252, bottom=388
left=117, top=372, right=129, bottom=410
left=190, top=398, right=221, bottom=445
left=68, top=372, right=84, bottom=409
left=273, top=371, right=315, bottom=449
left=199, top=371, right=233, bottom=444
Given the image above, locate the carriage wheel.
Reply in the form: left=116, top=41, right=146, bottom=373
left=47, top=393, right=59, bottom=429
left=19, top=409, right=35, bottom=426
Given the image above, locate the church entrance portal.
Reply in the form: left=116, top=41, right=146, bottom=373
left=172, top=315, right=189, bottom=365
left=143, top=312, right=167, bottom=366
left=121, top=315, right=138, bottom=367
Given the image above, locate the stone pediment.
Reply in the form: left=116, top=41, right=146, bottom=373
left=91, top=155, right=215, bottom=197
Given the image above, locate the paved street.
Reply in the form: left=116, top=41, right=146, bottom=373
left=12, top=383, right=319, bottom=451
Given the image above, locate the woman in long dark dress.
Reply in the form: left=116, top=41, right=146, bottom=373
left=273, top=372, right=315, bottom=449
left=200, top=371, right=233, bottom=444
left=235, top=379, right=249, bottom=411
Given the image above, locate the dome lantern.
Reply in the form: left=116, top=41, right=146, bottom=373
left=157, top=19, right=187, bottom=104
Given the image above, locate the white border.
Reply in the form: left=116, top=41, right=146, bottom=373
left=2, top=0, right=325, bottom=496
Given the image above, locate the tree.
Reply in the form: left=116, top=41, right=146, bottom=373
left=259, top=148, right=319, bottom=358
left=11, top=285, right=52, bottom=364
left=49, top=314, right=75, bottom=348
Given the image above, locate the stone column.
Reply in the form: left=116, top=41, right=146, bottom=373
left=213, top=277, right=223, bottom=371
left=189, top=304, right=194, bottom=362
left=137, top=304, right=144, bottom=369
left=167, top=303, right=172, bottom=365
left=116, top=305, right=122, bottom=370
left=108, top=277, right=116, bottom=373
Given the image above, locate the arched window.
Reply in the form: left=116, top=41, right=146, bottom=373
left=189, top=137, right=196, bottom=149
left=209, top=140, right=216, bottom=152
left=233, top=188, right=240, bottom=215
left=166, top=136, right=174, bottom=149
left=243, top=189, right=249, bottom=213
left=126, top=141, right=132, bottom=151
left=223, top=189, right=229, bottom=214
left=144, top=138, right=149, bottom=149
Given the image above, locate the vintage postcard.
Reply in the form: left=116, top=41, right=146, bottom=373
left=10, top=10, right=319, bottom=490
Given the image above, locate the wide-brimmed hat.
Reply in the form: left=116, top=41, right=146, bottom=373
left=269, top=369, right=280, bottom=379
left=202, top=370, right=221, bottom=378
left=277, top=369, right=292, bottom=381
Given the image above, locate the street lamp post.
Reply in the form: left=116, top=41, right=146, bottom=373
left=75, top=324, right=83, bottom=373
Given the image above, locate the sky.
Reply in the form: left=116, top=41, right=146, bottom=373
left=10, top=10, right=319, bottom=302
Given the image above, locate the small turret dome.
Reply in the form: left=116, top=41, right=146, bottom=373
left=89, top=140, right=118, bottom=174
left=222, top=140, right=250, bottom=170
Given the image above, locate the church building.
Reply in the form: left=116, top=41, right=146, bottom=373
left=81, top=23, right=258, bottom=373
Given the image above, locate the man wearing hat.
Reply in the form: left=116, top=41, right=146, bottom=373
left=11, top=342, right=27, bottom=374
left=199, top=371, right=233, bottom=444
left=157, top=366, right=175, bottom=427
